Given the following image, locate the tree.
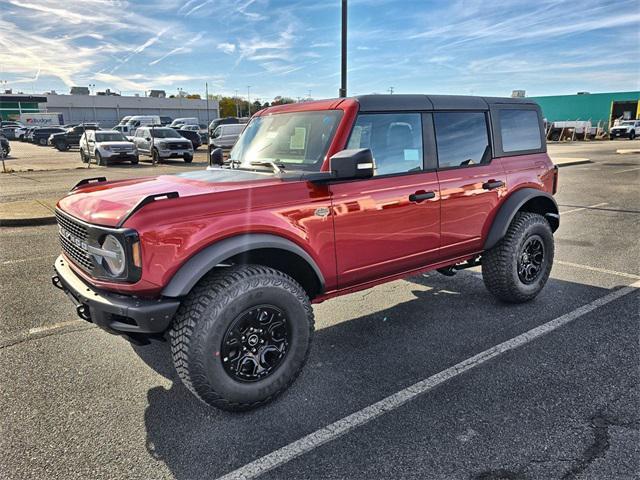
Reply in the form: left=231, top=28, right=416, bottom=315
left=186, top=94, right=201, bottom=99
left=272, top=96, right=295, bottom=106
left=218, top=97, right=238, bottom=117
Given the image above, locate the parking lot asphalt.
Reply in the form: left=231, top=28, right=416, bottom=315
left=1, top=144, right=638, bottom=479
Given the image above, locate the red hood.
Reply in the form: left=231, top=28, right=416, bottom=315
left=58, top=169, right=280, bottom=227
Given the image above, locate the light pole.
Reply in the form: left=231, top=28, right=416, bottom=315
left=339, top=0, right=347, bottom=98
left=235, top=89, right=239, bottom=117
left=247, top=86, right=251, bottom=117
left=205, top=82, right=210, bottom=127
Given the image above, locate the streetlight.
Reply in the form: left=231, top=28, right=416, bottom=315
left=235, top=89, right=240, bottom=117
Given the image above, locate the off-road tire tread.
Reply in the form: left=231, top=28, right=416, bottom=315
left=482, top=212, right=553, bottom=303
left=170, top=265, right=314, bottom=411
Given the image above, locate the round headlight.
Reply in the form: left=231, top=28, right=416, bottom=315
left=101, top=234, right=125, bottom=276
left=159, top=141, right=168, bottom=149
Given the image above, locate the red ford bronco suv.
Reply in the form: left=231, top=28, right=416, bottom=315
left=52, top=95, right=559, bottom=411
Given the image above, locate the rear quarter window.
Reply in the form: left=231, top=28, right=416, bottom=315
left=498, top=109, right=542, bottom=153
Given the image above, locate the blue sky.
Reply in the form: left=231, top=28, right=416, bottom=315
left=1, top=0, right=638, bottom=101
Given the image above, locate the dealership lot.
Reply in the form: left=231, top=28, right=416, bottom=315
left=1, top=143, right=639, bottom=479
left=1, top=140, right=209, bottom=173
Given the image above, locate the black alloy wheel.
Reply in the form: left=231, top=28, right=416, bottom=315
left=221, top=305, right=289, bottom=382
left=517, top=235, right=545, bottom=284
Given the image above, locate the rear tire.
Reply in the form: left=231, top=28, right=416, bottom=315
left=170, top=265, right=314, bottom=411
left=55, top=142, right=69, bottom=151
left=482, top=212, right=554, bottom=303
left=630, top=131, right=636, bottom=140
left=131, top=156, right=139, bottom=165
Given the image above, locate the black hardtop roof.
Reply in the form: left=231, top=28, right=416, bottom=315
left=354, top=94, right=537, bottom=112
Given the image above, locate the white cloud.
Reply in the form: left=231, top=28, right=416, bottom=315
left=218, top=42, right=236, bottom=54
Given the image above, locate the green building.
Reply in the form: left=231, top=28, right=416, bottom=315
left=0, top=95, right=46, bottom=121
left=529, top=91, right=640, bottom=128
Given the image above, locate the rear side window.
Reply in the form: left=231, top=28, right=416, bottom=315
left=434, top=112, right=490, bottom=168
left=347, top=113, right=423, bottom=176
left=499, top=109, right=541, bottom=153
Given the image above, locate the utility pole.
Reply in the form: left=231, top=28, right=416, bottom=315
left=388, top=86, right=394, bottom=94
left=235, top=89, right=239, bottom=117
left=339, top=0, right=347, bottom=98
left=247, top=86, right=251, bottom=117
left=205, top=82, right=210, bottom=127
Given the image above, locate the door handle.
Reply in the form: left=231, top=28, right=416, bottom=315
left=482, top=180, right=504, bottom=190
left=409, top=191, right=436, bottom=202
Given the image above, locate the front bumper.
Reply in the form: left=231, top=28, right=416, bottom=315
left=52, top=255, right=180, bottom=335
left=103, top=151, right=138, bottom=161
left=610, top=130, right=629, bottom=138
left=158, top=148, right=192, bottom=158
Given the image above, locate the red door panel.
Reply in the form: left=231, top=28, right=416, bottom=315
left=331, top=172, right=440, bottom=288
left=437, top=160, right=507, bottom=258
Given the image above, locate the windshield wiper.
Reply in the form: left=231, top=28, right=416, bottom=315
left=249, top=160, right=286, bottom=174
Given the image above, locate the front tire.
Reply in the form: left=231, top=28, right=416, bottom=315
left=96, top=151, right=107, bottom=166
left=482, top=212, right=554, bottom=303
left=183, top=153, right=193, bottom=163
left=170, top=265, right=314, bottom=411
left=629, top=130, right=636, bottom=140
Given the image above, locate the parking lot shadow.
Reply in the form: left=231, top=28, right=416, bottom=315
left=133, top=273, right=620, bottom=479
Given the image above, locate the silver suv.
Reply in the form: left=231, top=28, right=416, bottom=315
left=79, top=130, right=139, bottom=165
left=132, top=126, right=194, bottom=163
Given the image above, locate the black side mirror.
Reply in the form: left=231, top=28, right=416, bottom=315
left=145, top=137, right=151, bottom=141
left=209, top=147, right=224, bottom=167
left=330, top=148, right=374, bottom=180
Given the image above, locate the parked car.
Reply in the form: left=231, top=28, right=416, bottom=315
left=176, top=128, right=202, bottom=149
left=1, top=126, right=18, bottom=140
left=0, top=121, right=23, bottom=128
left=52, top=94, right=559, bottom=411
left=610, top=120, right=640, bottom=140
left=79, top=130, right=139, bottom=165
left=0, top=133, right=10, bottom=157
left=132, top=126, right=193, bottom=163
left=13, top=125, right=30, bottom=140
left=208, top=116, right=248, bottom=137
left=170, top=117, right=199, bottom=129
left=50, top=124, right=99, bottom=150
left=208, top=123, right=244, bottom=150
left=32, top=127, right=65, bottom=146
left=160, top=116, right=173, bottom=126
left=118, top=116, right=161, bottom=136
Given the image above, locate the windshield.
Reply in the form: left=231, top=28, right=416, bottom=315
left=96, top=132, right=126, bottom=142
left=620, top=121, right=635, bottom=126
left=230, top=111, right=343, bottom=171
left=151, top=128, right=181, bottom=138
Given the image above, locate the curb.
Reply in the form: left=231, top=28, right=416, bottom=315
left=0, top=215, right=57, bottom=227
left=616, top=149, right=640, bottom=155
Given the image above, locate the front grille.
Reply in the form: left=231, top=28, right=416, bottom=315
left=168, top=142, right=190, bottom=150
left=55, top=210, right=94, bottom=272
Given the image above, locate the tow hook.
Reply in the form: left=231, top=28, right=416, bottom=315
left=76, top=304, right=91, bottom=321
left=51, top=275, right=64, bottom=290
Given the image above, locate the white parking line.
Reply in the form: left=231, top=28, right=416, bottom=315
left=614, top=166, right=640, bottom=174
left=2, top=254, right=56, bottom=266
left=216, top=280, right=640, bottom=480
left=559, top=202, right=608, bottom=215
left=556, top=260, right=640, bottom=280
left=27, top=320, right=86, bottom=335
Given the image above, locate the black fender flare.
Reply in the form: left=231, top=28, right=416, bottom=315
left=162, top=233, right=325, bottom=298
left=483, top=188, right=559, bottom=251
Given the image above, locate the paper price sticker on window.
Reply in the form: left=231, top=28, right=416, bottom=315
left=290, top=127, right=306, bottom=150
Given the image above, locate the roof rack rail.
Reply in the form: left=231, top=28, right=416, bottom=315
left=71, top=177, right=107, bottom=191
left=116, top=192, right=179, bottom=228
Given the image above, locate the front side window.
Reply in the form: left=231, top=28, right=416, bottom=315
left=347, top=113, right=423, bottom=176
left=499, top=109, right=541, bottom=153
left=434, top=112, right=490, bottom=168
left=232, top=111, right=343, bottom=171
